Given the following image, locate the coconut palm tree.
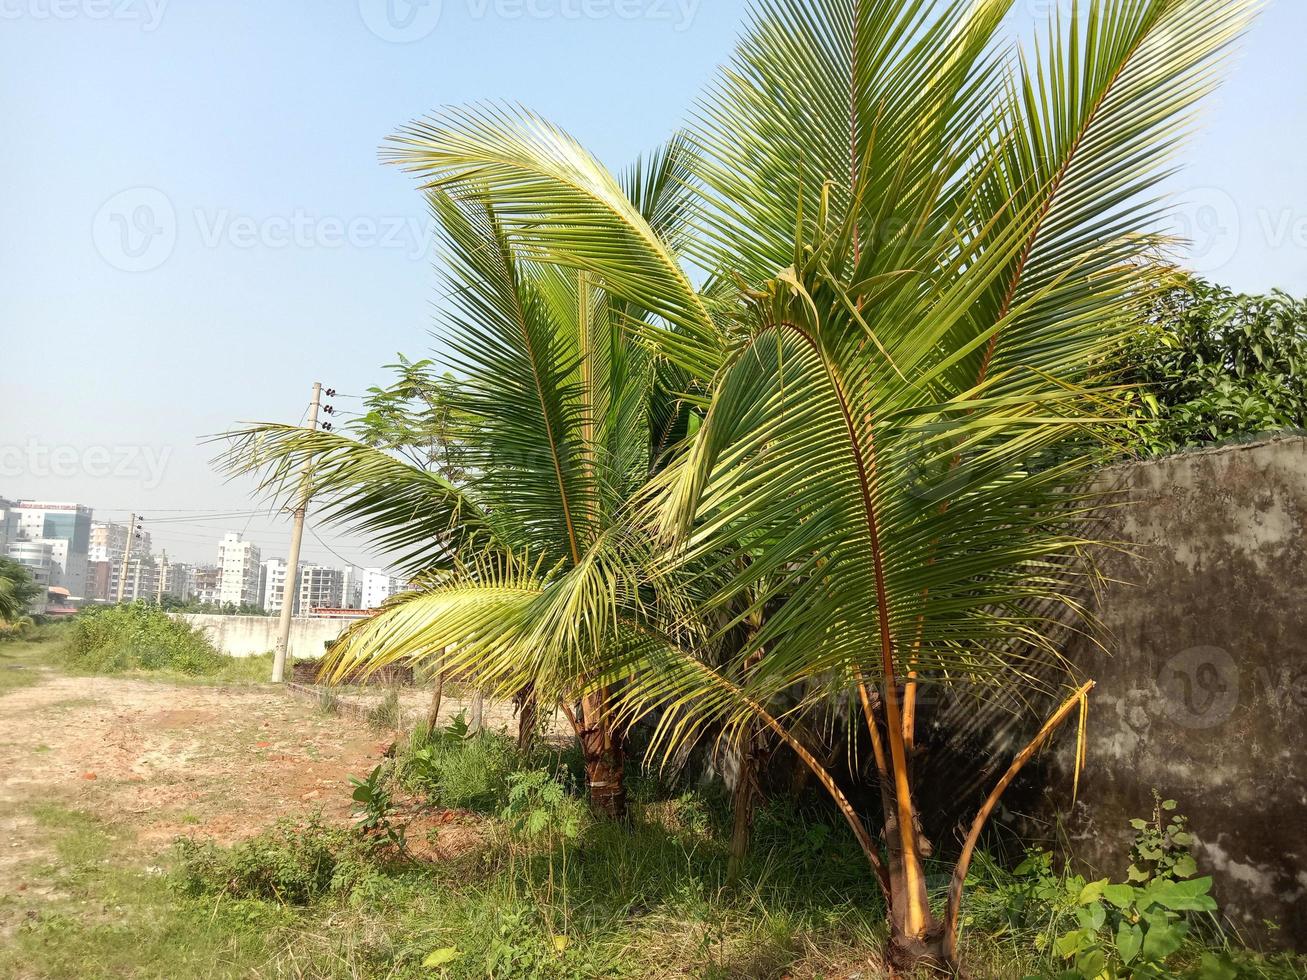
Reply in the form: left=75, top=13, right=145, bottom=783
left=220, top=142, right=698, bottom=819
left=369, top=0, right=1255, bottom=968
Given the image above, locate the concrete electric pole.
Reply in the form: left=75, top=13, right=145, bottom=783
left=272, top=382, right=322, bottom=683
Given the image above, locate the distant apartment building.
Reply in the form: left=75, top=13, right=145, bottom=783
left=189, top=565, right=221, bottom=605
left=117, top=556, right=160, bottom=604
left=9, top=502, right=92, bottom=598
left=361, top=568, right=406, bottom=609
left=87, top=560, right=113, bottom=603
left=340, top=566, right=362, bottom=610
left=0, top=498, right=16, bottom=554
left=87, top=520, right=153, bottom=601
left=261, top=557, right=292, bottom=614
left=216, top=533, right=261, bottom=606
left=156, top=556, right=191, bottom=601
left=89, top=521, right=153, bottom=564
left=297, top=565, right=344, bottom=614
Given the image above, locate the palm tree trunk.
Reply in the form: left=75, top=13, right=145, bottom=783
left=578, top=688, right=626, bottom=820
left=423, top=654, right=446, bottom=738
left=515, top=683, right=538, bottom=753
left=726, top=723, right=758, bottom=883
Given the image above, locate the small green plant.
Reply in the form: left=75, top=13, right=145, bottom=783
left=1053, top=873, right=1222, bottom=979
left=349, top=765, right=405, bottom=850
left=366, top=687, right=401, bottom=730
left=1127, top=792, right=1198, bottom=883
left=172, top=818, right=363, bottom=905
left=976, top=799, right=1235, bottom=980
left=502, top=770, right=583, bottom=844
left=398, top=713, right=535, bottom=813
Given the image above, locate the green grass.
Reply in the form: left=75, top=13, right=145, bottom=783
left=0, top=611, right=276, bottom=688
left=0, top=630, right=67, bottom=695
left=5, top=765, right=1304, bottom=979
left=0, top=804, right=287, bottom=980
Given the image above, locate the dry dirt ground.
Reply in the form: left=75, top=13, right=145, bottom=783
left=0, top=667, right=386, bottom=902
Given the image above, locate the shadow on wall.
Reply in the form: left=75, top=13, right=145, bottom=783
left=921, top=435, right=1306, bottom=952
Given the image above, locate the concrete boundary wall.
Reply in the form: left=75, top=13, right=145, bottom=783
left=175, top=613, right=350, bottom=660
left=1033, top=435, right=1307, bottom=950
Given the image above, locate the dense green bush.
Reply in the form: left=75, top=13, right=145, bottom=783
left=395, top=713, right=583, bottom=815
left=63, top=602, right=227, bottom=675
left=1126, top=277, right=1307, bottom=454
left=172, top=818, right=377, bottom=905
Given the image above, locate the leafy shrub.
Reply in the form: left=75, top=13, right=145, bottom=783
left=64, top=602, right=226, bottom=675
left=396, top=713, right=574, bottom=815
left=501, top=770, right=585, bottom=845
left=172, top=818, right=372, bottom=905
left=1125, top=277, right=1307, bottom=454
left=969, top=799, right=1239, bottom=979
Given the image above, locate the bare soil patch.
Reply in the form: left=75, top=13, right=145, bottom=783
left=0, top=668, right=385, bottom=892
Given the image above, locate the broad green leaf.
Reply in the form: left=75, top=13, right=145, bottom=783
left=423, top=947, right=463, bottom=967
left=1140, top=916, right=1187, bottom=961
left=1115, top=921, right=1143, bottom=964
left=1102, top=883, right=1135, bottom=909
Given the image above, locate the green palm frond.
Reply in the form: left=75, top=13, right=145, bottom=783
left=214, top=424, right=494, bottom=576
left=386, top=105, right=723, bottom=378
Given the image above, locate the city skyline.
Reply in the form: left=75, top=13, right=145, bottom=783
left=3, top=494, right=407, bottom=610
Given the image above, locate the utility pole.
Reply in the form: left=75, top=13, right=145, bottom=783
left=156, top=551, right=168, bottom=605
left=272, top=382, right=322, bottom=683
left=115, top=514, right=137, bottom=604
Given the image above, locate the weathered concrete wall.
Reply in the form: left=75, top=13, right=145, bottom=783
left=176, top=614, right=351, bottom=661
left=1029, top=436, right=1307, bottom=949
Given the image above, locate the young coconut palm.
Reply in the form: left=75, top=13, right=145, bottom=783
left=375, top=0, right=1256, bottom=968
left=220, top=143, right=699, bottom=819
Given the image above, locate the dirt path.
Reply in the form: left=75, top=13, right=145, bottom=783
left=0, top=667, right=386, bottom=896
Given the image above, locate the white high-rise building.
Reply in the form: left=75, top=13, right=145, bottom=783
left=361, top=568, right=405, bottom=609
left=340, top=566, right=362, bottom=610
left=216, top=533, right=261, bottom=606
left=261, top=557, right=292, bottom=614
left=5, top=539, right=53, bottom=614
left=297, top=565, right=344, bottom=614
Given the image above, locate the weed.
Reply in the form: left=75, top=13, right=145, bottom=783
left=172, top=816, right=371, bottom=905
left=367, top=687, right=401, bottom=730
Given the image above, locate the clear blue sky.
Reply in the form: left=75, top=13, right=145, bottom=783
left=2, top=0, right=1304, bottom=567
